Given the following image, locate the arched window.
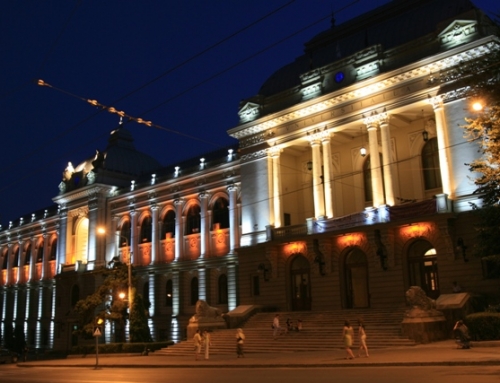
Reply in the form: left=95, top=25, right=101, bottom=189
left=1, top=250, right=8, bottom=269
left=120, top=221, right=131, bottom=247
left=71, top=285, right=80, bottom=307
left=25, top=244, right=31, bottom=265
left=166, top=280, right=173, bottom=307
left=13, top=246, right=20, bottom=267
left=140, top=216, right=152, bottom=243
left=218, top=274, right=228, bottom=304
left=50, top=239, right=57, bottom=260
left=212, top=198, right=229, bottom=230
left=422, top=138, right=442, bottom=190
left=190, top=277, right=199, bottom=305
left=74, top=218, right=89, bottom=264
left=186, top=205, right=201, bottom=235
left=162, top=211, right=176, bottom=238
left=36, top=241, right=44, bottom=263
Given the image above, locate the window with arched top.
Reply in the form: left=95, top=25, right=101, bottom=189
left=422, top=138, right=442, bottom=190
left=74, top=218, right=89, bottom=264
left=190, top=277, right=199, bottom=305
left=25, top=244, right=31, bottom=265
left=186, top=205, right=201, bottom=235
left=140, top=216, right=152, bottom=243
left=162, top=210, right=176, bottom=238
left=166, top=280, right=173, bottom=307
left=36, top=241, right=44, bottom=263
left=50, top=239, right=57, bottom=260
left=1, top=250, right=8, bottom=269
left=212, top=198, right=229, bottom=230
left=120, top=221, right=131, bottom=247
left=13, top=246, right=20, bottom=267
left=218, top=274, right=228, bottom=304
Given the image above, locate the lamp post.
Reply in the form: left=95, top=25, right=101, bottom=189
left=97, top=227, right=134, bottom=342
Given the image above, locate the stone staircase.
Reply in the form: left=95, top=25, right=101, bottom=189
left=156, top=308, right=415, bottom=356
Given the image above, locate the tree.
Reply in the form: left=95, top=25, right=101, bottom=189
left=74, top=259, right=151, bottom=343
left=459, top=29, right=500, bottom=261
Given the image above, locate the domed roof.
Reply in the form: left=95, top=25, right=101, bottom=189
left=258, top=0, right=476, bottom=97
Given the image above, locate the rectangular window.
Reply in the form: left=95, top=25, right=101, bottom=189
left=284, top=213, right=291, bottom=226
left=252, top=275, right=260, bottom=296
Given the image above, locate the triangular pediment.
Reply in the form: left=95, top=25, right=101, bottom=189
left=438, top=20, right=478, bottom=48
left=238, top=102, right=261, bottom=123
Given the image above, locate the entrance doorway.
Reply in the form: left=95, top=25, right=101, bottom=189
left=407, top=240, right=439, bottom=299
left=290, top=255, right=311, bottom=311
left=344, top=248, right=370, bottom=308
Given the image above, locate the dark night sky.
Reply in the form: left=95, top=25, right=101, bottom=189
left=1, top=0, right=498, bottom=227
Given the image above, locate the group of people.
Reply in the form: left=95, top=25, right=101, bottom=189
left=342, top=320, right=369, bottom=359
left=272, top=314, right=302, bottom=339
left=193, top=329, right=212, bottom=360
left=193, top=328, right=246, bottom=360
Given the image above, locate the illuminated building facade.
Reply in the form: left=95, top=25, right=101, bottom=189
left=0, top=0, right=499, bottom=351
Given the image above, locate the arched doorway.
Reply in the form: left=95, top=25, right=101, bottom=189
left=290, top=255, right=311, bottom=311
left=344, top=248, right=370, bottom=308
left=407, top=240, right=439, bottom=299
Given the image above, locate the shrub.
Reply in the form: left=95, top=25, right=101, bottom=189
left=466, top=312, right=500, bottom=340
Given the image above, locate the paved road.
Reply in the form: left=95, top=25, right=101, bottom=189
left=2, top=365, right=500, bottom=383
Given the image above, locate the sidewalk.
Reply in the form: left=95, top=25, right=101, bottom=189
left=17, top=340, right=500, bottom=368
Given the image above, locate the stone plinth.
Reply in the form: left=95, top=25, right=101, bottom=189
left=402, top=309, right=447, bottom=343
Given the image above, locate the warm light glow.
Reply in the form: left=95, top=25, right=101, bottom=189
left=360, top=146, right=367, bottom=157
left=118, top=292, right=126, bottom=300
left=399, top=223, right=432, bottom=238
left=337, top=233, right=363, bottom=247
left=472, top=101, right=483, bottom=111
left=96, top=227, right=106, bottom=235
left=283, top=241, right=306, bottom=256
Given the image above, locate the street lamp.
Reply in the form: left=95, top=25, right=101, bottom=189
left=97, top=227, right=134, bottom=341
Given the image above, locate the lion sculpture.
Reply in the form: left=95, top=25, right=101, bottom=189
left=189, top=300, right=223, bottom=323
left=406, top=286, right=436, bottom=310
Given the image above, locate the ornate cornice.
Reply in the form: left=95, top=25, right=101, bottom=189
left=229, top=40, right=499, bottom=141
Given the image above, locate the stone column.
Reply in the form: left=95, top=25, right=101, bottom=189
left=172, top=271, right=180, bottom=317
left=269, top=146, right=282, bottom=228
left=227, top=185, right=239, bottom=253
left=198, top=267, right=206, bottom=302
left=6, top=243, right=13, bottom=285
left=227, top=263, right=237, bottom=311
left=378, top=112, right=395, bottom=206
left=307, top=133, right=325, bottom=218
left=87, top=194, right=98, bottom=270
left=29, top=236, right=37, bottom=282
left=150, top=203, right=159, bottom=265
left=130, top=210, right=137, bottom=266
left=321, top=131, right=334, bottom=218
left=56, top=206, right=68, bottom=272
left=363, top=116, right=385, bottom=207
left=174, top=199, right=185, bottom=261
left=42, top=233, right=49, bottom=280
left=199, top=193, right=209, bottom=258
left=429, top=96, right=453, bottom=197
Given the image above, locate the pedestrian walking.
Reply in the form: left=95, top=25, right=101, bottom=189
left=342, top=320, right=355, bottom=359
left=193, top=329, right=202, bottom=360
left=272, top=314, right=283, bottom=340
left=357, top=319, right=369, bottom=357
left=203, top=330, right=212, bottom=360
left=236, top=328, right=245, bottom=358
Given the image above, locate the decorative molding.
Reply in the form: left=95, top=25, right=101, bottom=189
left=240, top=149, right=268, bottom=163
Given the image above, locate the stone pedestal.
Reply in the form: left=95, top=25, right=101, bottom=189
left=401, top=309, right=447, bottom=343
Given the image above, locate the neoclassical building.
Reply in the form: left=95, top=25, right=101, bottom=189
left=1, top=0, right=499, bottom=351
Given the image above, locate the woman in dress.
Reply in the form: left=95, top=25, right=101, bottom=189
left=193, top=329, right=202, bottom=361
left=203, top=330, right=211, bottom=360
left=342, top=320, right=356, bottom=359
left=357, top=319, right=369, bottom=357
left=236, top=328, right=245, bottom=358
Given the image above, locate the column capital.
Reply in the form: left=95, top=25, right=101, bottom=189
left=306, top=127, right=330, bottom=144
left=227, top=184, right=239, bottom=193
left=198, top=192, right=210, bottom=200
left=362, top=109, right=388, bottom=127
left=427, top=94, right=444, bottom=110
left=174, top=198, right=185, bottom=207
left=267, top=145, right=282, bottom=158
